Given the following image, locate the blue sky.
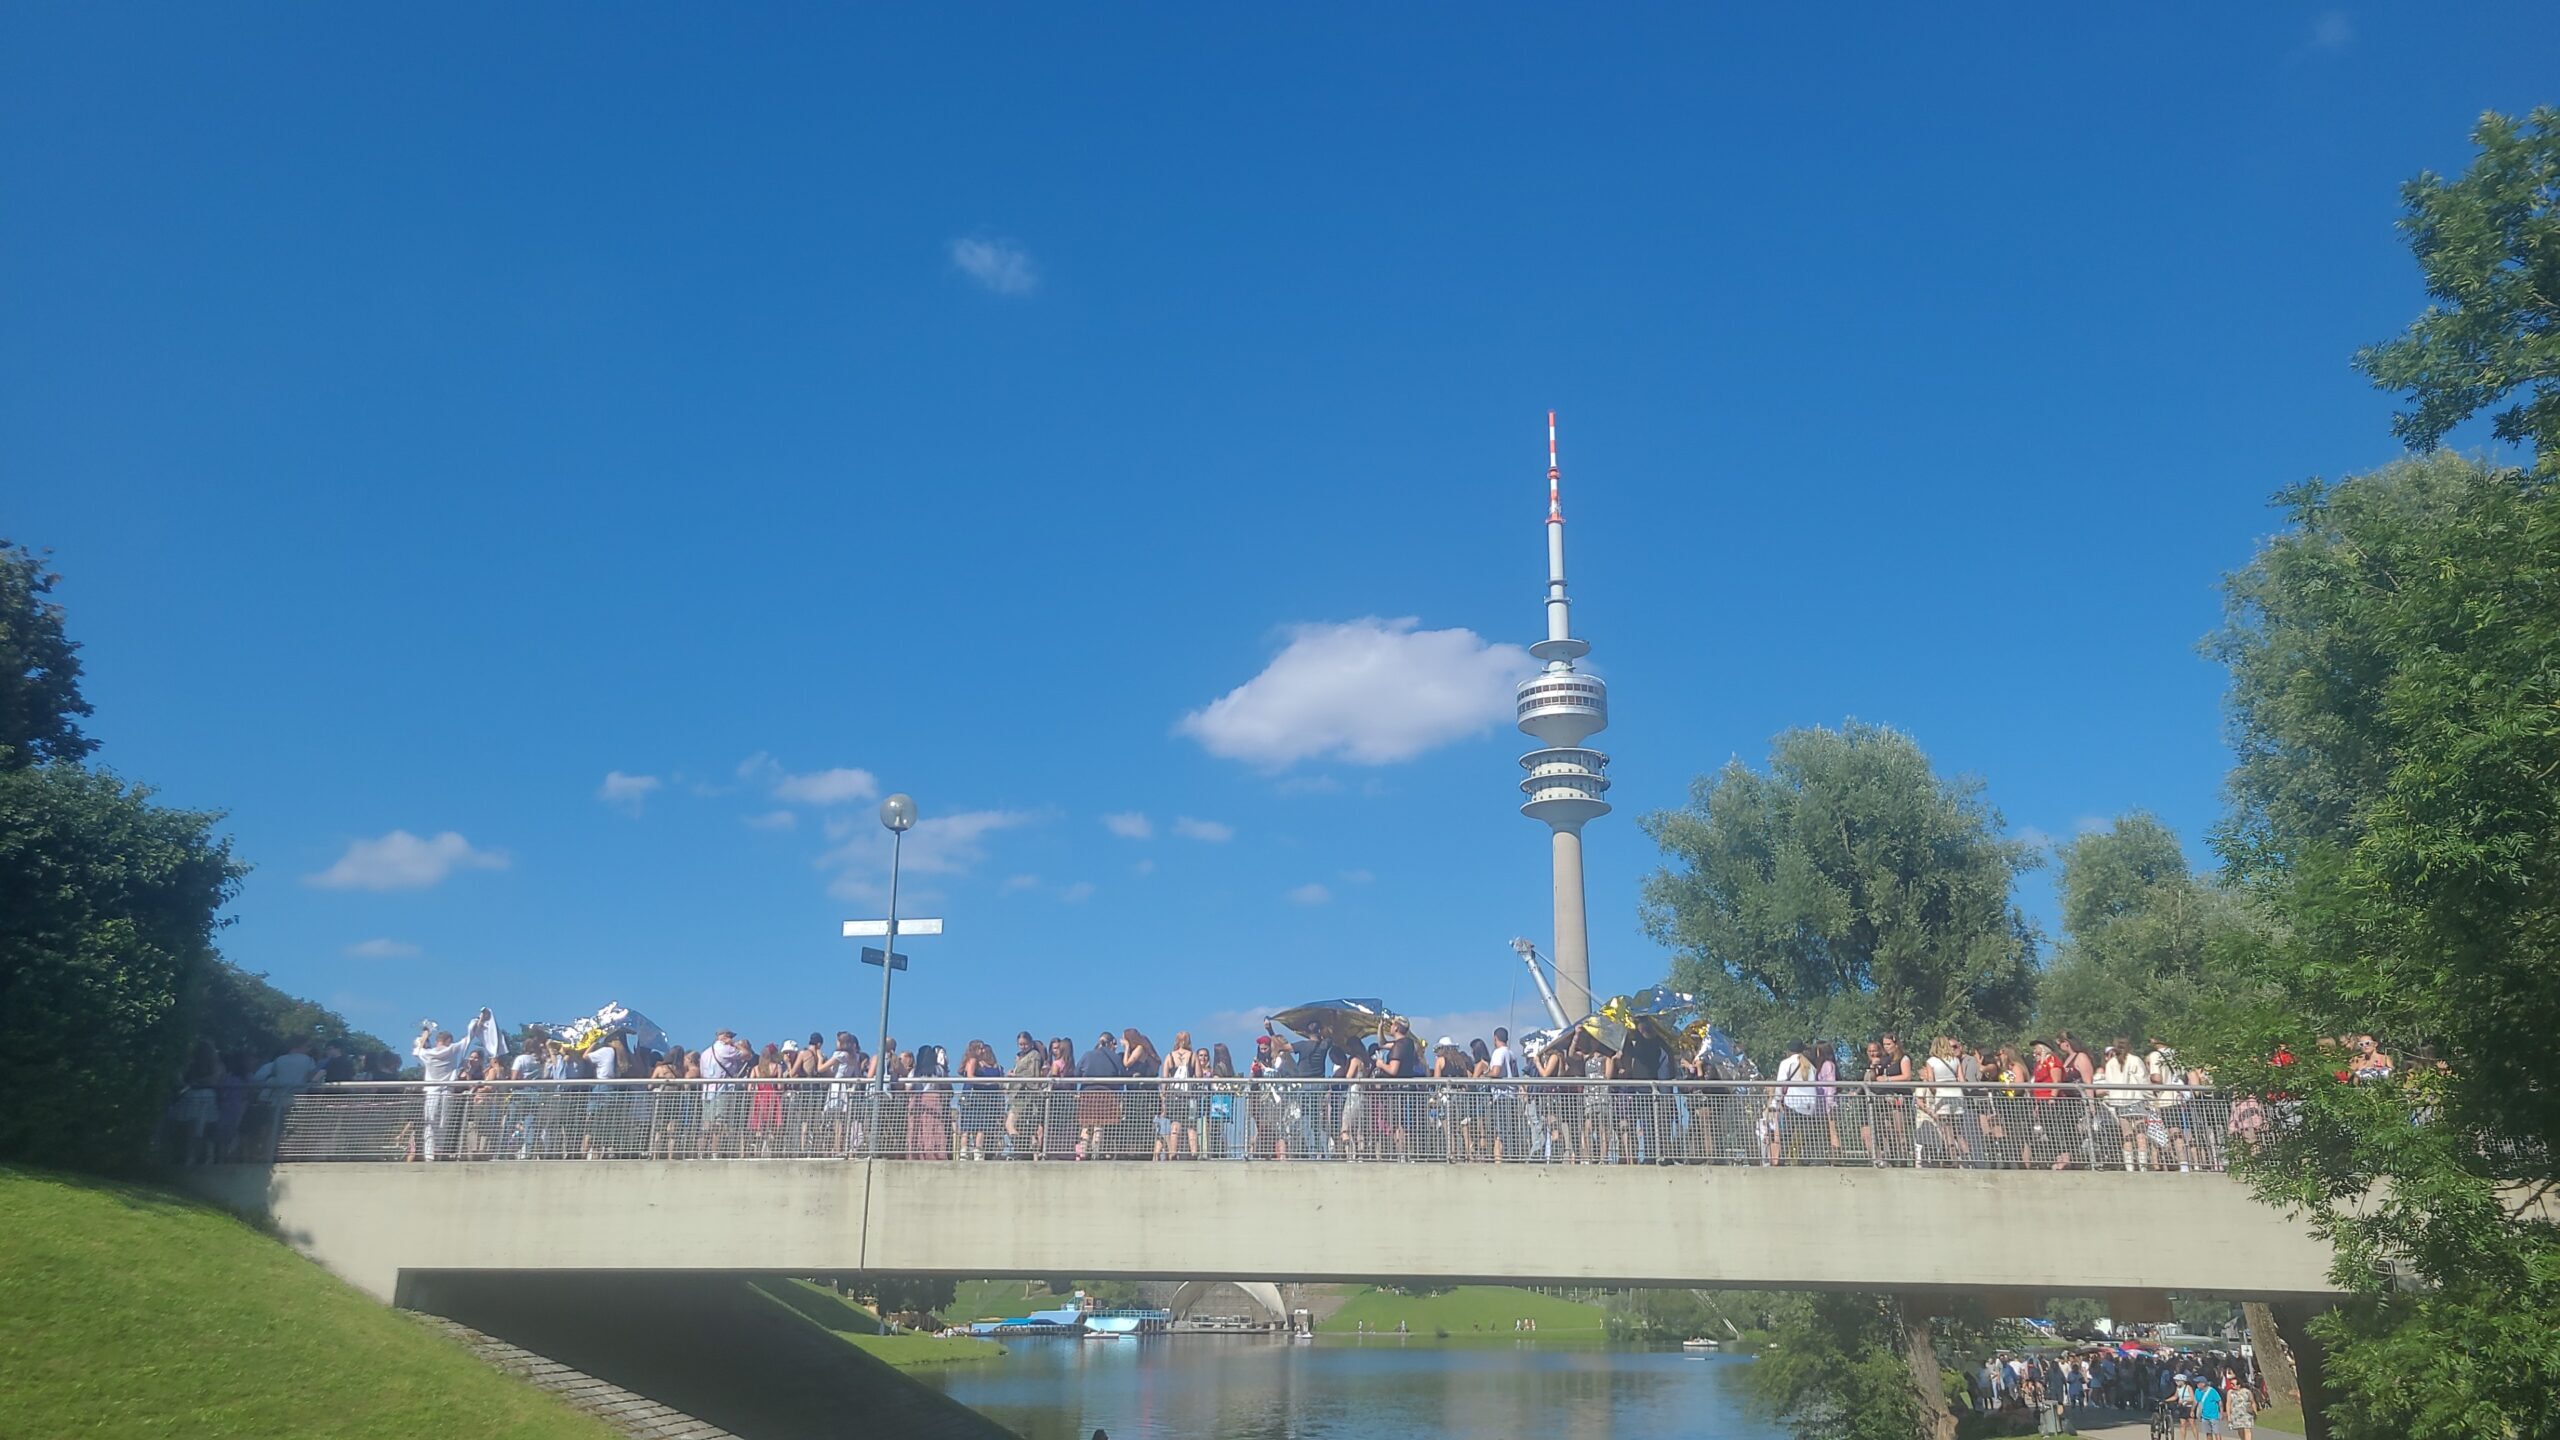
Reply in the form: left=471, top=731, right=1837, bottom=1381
left=5, top=7, right=2551, bottom=1056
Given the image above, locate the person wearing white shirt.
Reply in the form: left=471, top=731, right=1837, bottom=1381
left=504, top=1040, right=544, bottom=1159
left=1917, top=1038, right=1970, bottom=1166
left=251, top=1040, right=320, bottom=1092
left=462, top=1008, right=509, bottom=1062
left=1486, top=1027, right=1522, bottom=1162
left=1773, top=1042, right=1818, bottom=1163
left=248, top=1039, right=322, bottom=1157
left=2098, top=1038, right=2152, bottom=1172
left=702, top=1032, right=750, bottom=1158
left=413, top=1024, right=467, bottom=1162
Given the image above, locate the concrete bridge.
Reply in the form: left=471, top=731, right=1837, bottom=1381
left=189, top=1158, right=2346, bottom=1313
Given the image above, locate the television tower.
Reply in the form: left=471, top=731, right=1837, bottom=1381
left=1516, top=412, right=1609, bottom=1024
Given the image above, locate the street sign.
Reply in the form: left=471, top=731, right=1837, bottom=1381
left=843, top=918, right=944, bottom=938
left=859, top=947, right=909, bottom=971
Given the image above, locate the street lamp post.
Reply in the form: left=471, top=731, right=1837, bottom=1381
left=874, top=792, right=915, bottom=1077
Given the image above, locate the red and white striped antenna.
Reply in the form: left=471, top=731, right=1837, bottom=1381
left=1546, top=410, right=1562, bottom=521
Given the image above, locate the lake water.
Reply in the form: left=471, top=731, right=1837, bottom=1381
left=916, top=1338, right=1789, bottom=1440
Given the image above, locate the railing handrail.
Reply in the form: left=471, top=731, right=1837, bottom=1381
left=212, top=1075, right=2231, bottom=1095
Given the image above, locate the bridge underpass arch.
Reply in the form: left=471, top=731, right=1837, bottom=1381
left=1166, top=1279, right=1288, bottom=1328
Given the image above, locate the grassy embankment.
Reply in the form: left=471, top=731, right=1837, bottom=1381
left=951, top=1277, right=1074, bottom=1321
left=746, top=1277, right=1008, bottom=1369
left=1318, top=1285, right=1610, bottom=1339
left=0, top=1165, right=622, bottom=1440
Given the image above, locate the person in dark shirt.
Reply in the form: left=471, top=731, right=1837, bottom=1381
left=1379, top=1018, right=1423, bottom=1159
left=1075, top=1030, right=1123, bottom=1159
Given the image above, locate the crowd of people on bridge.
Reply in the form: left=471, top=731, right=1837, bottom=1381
left=168, top=1005, right=2419, bottom=1173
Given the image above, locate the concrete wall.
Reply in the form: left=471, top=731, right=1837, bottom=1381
left=189, top=1160, right=2346, bottom=1305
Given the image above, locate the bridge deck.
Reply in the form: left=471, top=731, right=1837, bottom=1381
left=185, top=1158, right=2343, bottom=1306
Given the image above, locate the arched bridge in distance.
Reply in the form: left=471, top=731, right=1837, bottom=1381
left=186, top=1078, right=2349, bottom=1319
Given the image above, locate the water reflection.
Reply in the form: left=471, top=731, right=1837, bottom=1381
left=916, top=1339, right=1785, bottom=1440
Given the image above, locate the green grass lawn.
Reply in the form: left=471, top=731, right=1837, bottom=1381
left=2255, top=1399, right=2307, bottom=1435
left=950, top=1277, right=1069, bottom=1321
left=1318, top=1285, right=1610, bottom=1338
left=0, top=1165, right=622, bottom=1440
left=745, top=1277, right=1007, bottom=1369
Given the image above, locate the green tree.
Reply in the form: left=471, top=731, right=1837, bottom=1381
left=1743, top=1294, right=2021, bottom=1440
left=1641, top=722, right=2041, bottom=1066
left=2034, top=814, right=2253, bottom=1049
left=865, top=1276, right=959, bottom=1321
left=0, top=541, right=97, bottom=770
left=2203, top=449, right=2560, bottom=1439
left=196, top=960, right=390, bottom=1067
left=1644, top=724, right=2040, bottom=1440
left=0, top=765, right=245, bottom=1168
left=2356, top=108, right=2560, bottom=481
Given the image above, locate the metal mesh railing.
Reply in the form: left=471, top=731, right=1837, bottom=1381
left=223, top=1078, right=2241, bottom=1171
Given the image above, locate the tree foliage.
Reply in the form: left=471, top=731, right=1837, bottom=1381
left=2034, top=814, right=2255, bottom=1048
left=0, top=541, right=97, bottom=771
left=1743, top=1294, right=2011, bottom=1440
left=2203, top=449, right=2560, bottom=1438
left=2356, top=108, right=2560, bottom=480
left=0, top=764, right=245, bottom=1169
left=1641, top=722, right=2040, bottom=1064
left=197, top=960, right=391, bottom=1066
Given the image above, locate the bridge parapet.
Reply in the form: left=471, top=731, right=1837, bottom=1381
left=182, top=1155, right=2345, bottom=1308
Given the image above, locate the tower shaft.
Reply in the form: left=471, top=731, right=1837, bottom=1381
left=1548, top=827, right=1596, bottom=1023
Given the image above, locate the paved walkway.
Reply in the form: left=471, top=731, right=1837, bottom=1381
left=2074, top=1421, right=2302, bottom=1440
left=416, top=1315, right=743, bottom=1440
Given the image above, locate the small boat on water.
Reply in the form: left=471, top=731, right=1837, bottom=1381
left=1681, top=1337, right=1722, bottom=1353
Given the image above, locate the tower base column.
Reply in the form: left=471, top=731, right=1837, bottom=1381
left=1550, top=826, right=1595, bottom=1021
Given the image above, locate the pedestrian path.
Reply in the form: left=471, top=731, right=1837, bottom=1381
left=416, top=1315, right=742, bottom=1440
left=2074, top=1420, right=2301, bottom=1440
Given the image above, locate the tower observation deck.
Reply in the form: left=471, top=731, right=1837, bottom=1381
left=1517, top=412, right=1607, bottom=1023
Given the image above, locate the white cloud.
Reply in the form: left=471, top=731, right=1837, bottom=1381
left=1058, top=881, right=1096, bottom=904
left=1200, top=1004, right=1292, bottom=1041
left=2014, top=826, right=2054, bottom=852
left=306, top=830, right=509, bottom=892
left=1173, top=816, right=1235, bottom=843
left=774, top=766, right=880, bottom=806
left=1179, top=617, right=1531, bottom=768
left=1341, top=868, right=1375, bottom=886
left=1003, top=873, right=1044, bottom=893
left=2308, top=10, right=2353, bottom=49
left=744, top=809, right=799, bottom=831
left=1287, top=882, right=1332, bottom=906
left=2074, top=815, right=2110, bottom=836
left=1101, top=811, right=1154, bottom=840
left=821, top=808, right=1041, bottom=902
left=949, top=237, right=1039, bottom=295
left=1134, top=858, right=1157, bottom=877
left=597, top=770, right=662, bottom=813
left=343, top=937, right=421, bottom=960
